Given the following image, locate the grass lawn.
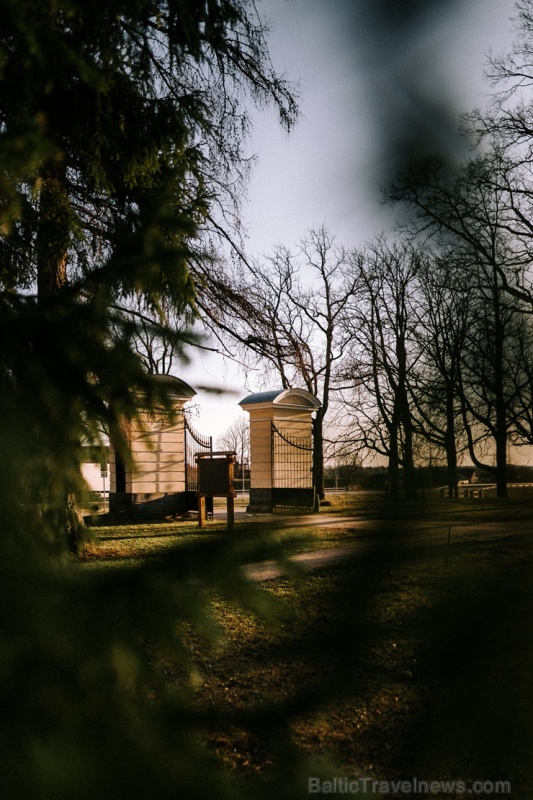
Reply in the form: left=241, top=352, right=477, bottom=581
left=83, top=494, right=533, bottom=798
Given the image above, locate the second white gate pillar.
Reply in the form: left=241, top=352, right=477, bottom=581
left=239, top=388, right=321, bottom=513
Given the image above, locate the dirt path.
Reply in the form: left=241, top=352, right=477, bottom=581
left=237, top=511, right=531, bottom=581
left=244, top=545, right=360, bottom=582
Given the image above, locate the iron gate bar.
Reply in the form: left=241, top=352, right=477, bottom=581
left=184, top=415, right=213, bottom=510
left=271, top=420, right=315, bottom=511
left=271, top=421, right=314, bottom=451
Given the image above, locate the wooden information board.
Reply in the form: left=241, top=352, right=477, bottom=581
left=195, top=451, right=236, bottom=529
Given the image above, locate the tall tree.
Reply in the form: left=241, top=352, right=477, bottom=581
left=196, top=226, right=357, bottom=499
left=460, top=0, right=533, bottom=327
left=0, top=0, right=297, bottom=548
left=410, top=251, right=470, bottom=499
left=1, top=0, right=297, bottom=299
left=341, top=238, right=421, bottom=501
left=506, top=311, right=533, bottom=448
left=387, top=156, right=525, bottom=497
left=0, top=3, right=303, bottom=795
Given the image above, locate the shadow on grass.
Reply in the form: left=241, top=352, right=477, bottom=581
left=180, top=528, right=533, bottom=798
left=81, top=497, right=533, bottom=798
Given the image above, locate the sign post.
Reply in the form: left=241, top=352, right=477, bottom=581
left=101, top=467, right=108, bottom=513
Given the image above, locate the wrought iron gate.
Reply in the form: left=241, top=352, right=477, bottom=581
left=271, top=420, right=315, bottom=511
left=184, top=415, right=213, bottom=512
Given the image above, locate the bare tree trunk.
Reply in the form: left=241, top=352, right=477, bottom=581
left=37, top=160, right=86, bottom=553
left=398, top=380, right=418, bottom=501
left=401, top=423, right=418, bottom=500
left=313, top=409, right=325, bottom=502
left=388, top=413, right=401, bottom=501
left=445, top=388, right=459, bottom=499
left=37, top=161, right=69, bottom=296
left=493, top=292, right=508, bottom=498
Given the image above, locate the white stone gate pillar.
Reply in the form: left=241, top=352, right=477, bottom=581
left=239, top=388, right=321, bottom=513
left=109, top=375, right=196, bottom=518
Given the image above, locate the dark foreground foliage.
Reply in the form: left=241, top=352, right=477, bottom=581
left=0, top=514, right=309, bottom=798
left=185, top=528, right=533, bottom=798
left=0, top=0, right=301, bottom=795
left=73, top=507, right=533, bottom=799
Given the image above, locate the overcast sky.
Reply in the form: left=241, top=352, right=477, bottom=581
left=244, top=0, right=516, bottom=253
left=185, top=0, right=518, bottom=440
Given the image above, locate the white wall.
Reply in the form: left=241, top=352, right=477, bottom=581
left=82, top=462, right=109, bottom=494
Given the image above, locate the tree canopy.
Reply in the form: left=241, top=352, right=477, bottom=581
left=0, top=2, right=303, bottom=795
left=0, top=0, right=297, bottom=299
left=0, top=0, right=298, bottom=545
